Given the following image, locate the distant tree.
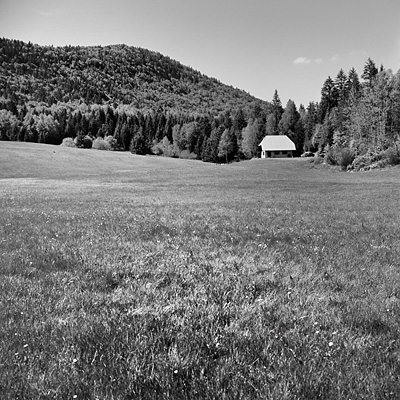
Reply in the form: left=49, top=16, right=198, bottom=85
left=265, top=113, right=278, bottom=136
left=172, top=123, right=187, bottom=155
left=279, top=100, right=301, bottom=151
left=182, top=121, right=200, bottom=153
left=302, top=102, right=318, bottom=151
left=334, top=69, right=348, bottom=106
left=241, top=118, right=260, bottom=159
left=347, top=67, right=361, bottom=99
left=279, top=100, right=299, bottom=135
left=0, top=110, right=19, bottom=141
left=271, top=89, right=283, bottom=130
left=129, top=127, right=147, bottom=155
left=218, top=129, right=235, bottom=163
left=64, top=114, right=75, bottom=138
left=36, top=114, right=61, bottom=144
left=232, top=108, right=247, bottom=135
left=319, top=76, right=338, bottom=122
left=362, top=58, right=378, bottom=87
left=312, top=111, right=335, bottom=150
left=221, top=110, right=232, bottom=130
left=154, top=112, right=167, bottom=142
left=202, top=125, right=223, bottom=163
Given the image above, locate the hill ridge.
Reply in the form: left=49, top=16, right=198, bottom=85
left=0, top=37, right=268, bottom=115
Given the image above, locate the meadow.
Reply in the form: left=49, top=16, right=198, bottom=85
left=1, top=142, right=400, bottom=399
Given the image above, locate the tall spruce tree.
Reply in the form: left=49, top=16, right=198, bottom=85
left=335, top=69, right=348, bottom=106
left=271, top=89, right=283, bottom=130
left=362, top=58, right=378, bottom=87
left=319, top=76, right=338, bottom=122
left=347, top=67, right=361, bottom=100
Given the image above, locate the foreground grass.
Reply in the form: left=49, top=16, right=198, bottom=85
left=1, top=143, right=400, bottom=399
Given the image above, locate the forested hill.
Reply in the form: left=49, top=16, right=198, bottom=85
left=1, top=38, right=400, bottom=168
left=0, top=38, right=266, bottom=115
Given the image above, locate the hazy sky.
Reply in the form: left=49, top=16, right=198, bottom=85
left=1, top=0, right=400, bottom=106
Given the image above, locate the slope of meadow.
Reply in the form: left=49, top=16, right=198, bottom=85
left=1, top=142, right=400, bottom=399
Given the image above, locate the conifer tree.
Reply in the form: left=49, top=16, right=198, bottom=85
left=271, top=89, right=283, bottom=127
left=347, top=67, right=361, bottom=100
left=129, top=127, right=147, bottom=155
left=319, top=76, right=338, bottom=122
left=265, top=114, right=277, bottom=136
left=362, top=58, right=378, bottom=87
left=302, top=102, right=318, bottom=151
left=202, top=126, right=223, bottom=163
left=334, top=69, right=348, bottom=106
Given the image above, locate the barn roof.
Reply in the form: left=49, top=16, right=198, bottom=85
left=259, top=135, right=296, bottom=151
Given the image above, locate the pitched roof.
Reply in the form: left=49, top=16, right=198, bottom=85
left=259, top=135, right=296, bottom=151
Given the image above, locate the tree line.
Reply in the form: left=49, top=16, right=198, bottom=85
left=1, top=38, right=400, bottom=167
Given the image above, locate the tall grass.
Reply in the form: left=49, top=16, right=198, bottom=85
left=1, top=143, right=400, bottom=399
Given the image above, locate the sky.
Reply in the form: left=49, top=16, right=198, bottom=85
left=1, top=0, right=400, bottom=107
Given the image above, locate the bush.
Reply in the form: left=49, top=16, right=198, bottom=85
left=61, top=137, right=75, bottom=147
left=75, top=135, right=93, bottom=149
left=384, top=146, right=400, bottom=165
left=338, top=148, right=355, bottom=170
left=313, top=156, right=324, bottom=165
left=324, top=147, right=337, bottom=166
left=104, top=135, right=118, bottom=150
left=92, top=137, right=111, bottom=151
left=151, top=137, right=177, bottom=157
left=178, top=150, right=197, bottom=160
left=350, top=150, right=385, bottom=171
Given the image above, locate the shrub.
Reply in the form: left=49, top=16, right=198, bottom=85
left=61, top=137, right=75, bottom=147
left=92, top=137, right=111, bottom=151
left=152, top=137, right=177, bottom=157
left=313, top=156, right=323, bottom=165
left=75, top=135, right=93, bottom=149
left=338, top=148, right=355, bottom=170
left=350, top=150, right=385, bottom=171
left=371, top=159, right=389, bottom=169
left=178, top=150, right=197, bottom=160
left=384, top=146, right=400, bottom=165
left=324, top=147, right=337, bottom=166
left=104, top=135, right=118, bottom=150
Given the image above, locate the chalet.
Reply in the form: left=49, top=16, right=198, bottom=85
left=259, top=135, right=296, bottom=158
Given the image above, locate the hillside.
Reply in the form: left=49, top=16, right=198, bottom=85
left=0, top=38, right=267, bottom=115
left=1, top=38, right=400, bottom=168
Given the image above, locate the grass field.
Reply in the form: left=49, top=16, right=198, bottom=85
left=1, top=142, right=400, bottom=399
